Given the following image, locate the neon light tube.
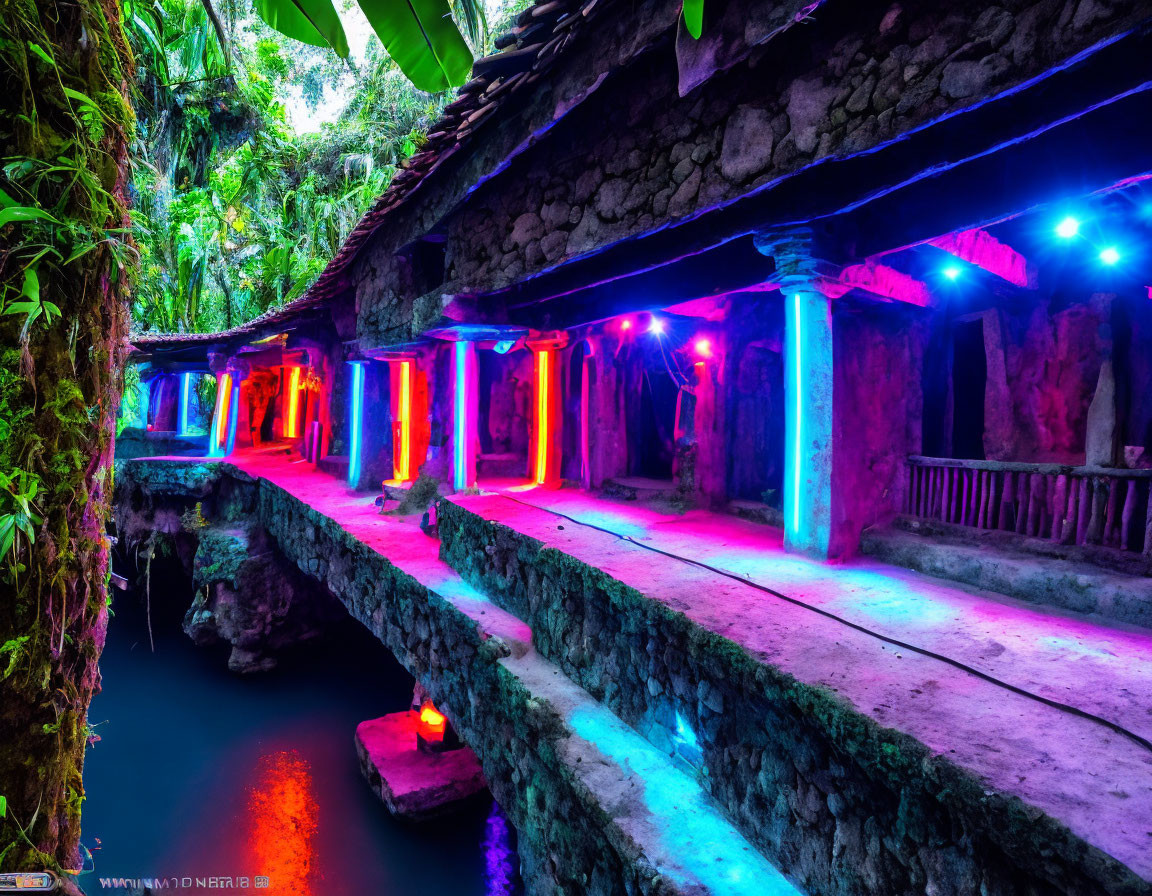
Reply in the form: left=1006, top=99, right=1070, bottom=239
left=454, top=342, right=467, bottom=490
left=791, top=294, right=803, bottom=535
left=397, top=360, right=411, bottom=481
left=535, top=349, right=550, bottom=485
left=284, top=366, right=300, bottom=438
left=348, top=362, right=364, bottom=487
left=209, top=373, right=232, bottom=457
left=178, top=372, right=192, bottom=436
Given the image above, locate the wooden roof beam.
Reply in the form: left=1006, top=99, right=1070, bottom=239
left=927, top=227, right=1036, bottom=289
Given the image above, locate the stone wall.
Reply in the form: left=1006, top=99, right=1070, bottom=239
left=437, top=498, right=1147, bottom=896
left=114, top=464, right=346, bottom=672
left=349, top=0, right=1152, bottom=349
left=833, top=301, right=925, bottom=552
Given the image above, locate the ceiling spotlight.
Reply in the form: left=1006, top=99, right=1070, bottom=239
left=1099, top=246, right=1121, bottom=266
left=619, top=318, right=633, bottom=331
left=942, top=266, right=961, bottom=281
left=648, top=317, right=665, bottom=335
left=1055, top=216, right=1080, bottom=239
left=694, top=338, right=712, bottom=358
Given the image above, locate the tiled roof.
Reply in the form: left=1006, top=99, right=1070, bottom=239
left=130, top=0, right=606, bottom=352
left=302, top=0, right=606, bottom=302
left=128, top=291, right=330, bottom=351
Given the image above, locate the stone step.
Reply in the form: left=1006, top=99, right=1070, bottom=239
left=861, top=520, right=1152, bottom=629
left=601, top=476, right=680, bottom=503
left=477, top=452, right=528, bottom=479
left=504, top=649, right=801, bottom=896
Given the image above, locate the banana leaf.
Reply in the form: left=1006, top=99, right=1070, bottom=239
left=682, top=0, right=704, bottom=39
left=253, top=0, right=350, bottom=58
left=358, top=0, right=473, bottom=93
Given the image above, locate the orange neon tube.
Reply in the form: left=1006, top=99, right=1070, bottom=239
left=398, top=361, right=411, bottom=481
left=284, top=367, right=300, bottom=438
left=535, top=350, right=549, bottom=485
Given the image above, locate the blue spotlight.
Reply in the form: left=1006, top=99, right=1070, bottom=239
left=1055, top=216, right=1080, bottom=239
left=648, top=317, right=665, bottom=335
left=1099, top=246, right=1120, bottom=266
left=942, top=265, right=961, bottom=281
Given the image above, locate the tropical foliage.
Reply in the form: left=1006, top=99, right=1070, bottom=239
left=0, top=0, right=133, bottom=875
left=125, top=0, right=532, bottom=337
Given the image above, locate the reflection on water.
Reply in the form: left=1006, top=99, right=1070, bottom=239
left=247, top=751, right=318, bottom=895
left=81, top=560, right=520, bottom=895
left=483, top=802, right=517, bottom=896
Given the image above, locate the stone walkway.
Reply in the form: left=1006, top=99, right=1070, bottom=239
left=447, top=485, right=1152, bottom=886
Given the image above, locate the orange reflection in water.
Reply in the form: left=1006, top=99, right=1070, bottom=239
left=246, top=750, right=318, bottom=895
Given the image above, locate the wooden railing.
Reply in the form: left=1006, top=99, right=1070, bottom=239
left=905, top=456, right=1152, bottom=555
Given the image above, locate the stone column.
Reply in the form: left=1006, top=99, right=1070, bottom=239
left=755, top=227, right=838, bottom=559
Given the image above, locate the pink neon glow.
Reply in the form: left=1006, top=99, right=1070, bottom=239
left=929, top=228, right=1034, bottom=288
left=694, top=338, right=712, bottom=358
left=833, top=262, right=933, bottom=306
left=619, top=318, right=633, bottom=332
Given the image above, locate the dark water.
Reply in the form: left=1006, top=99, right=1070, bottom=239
left=81, top=563, right=518, bottom=896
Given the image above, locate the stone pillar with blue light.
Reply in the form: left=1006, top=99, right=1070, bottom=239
left=755, top=227, right=839, bottom=560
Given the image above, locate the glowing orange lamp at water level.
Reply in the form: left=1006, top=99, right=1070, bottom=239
left=535, top=349, right=550, bottom=485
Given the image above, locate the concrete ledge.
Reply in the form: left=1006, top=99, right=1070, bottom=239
left=439, top=493, right=1152, bottom=896
left=861, top=523, right=1152, bottom=630
left=355, top=712, right=487, bottom=820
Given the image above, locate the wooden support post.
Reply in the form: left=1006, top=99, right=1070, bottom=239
left=998, top=472, right=1014, bottom=531
left=1060, top=479, right=1079, bottom=545
left=1051, top=475, right=1067, bottom=542
left=1087, top=478, right=1107, bottom=544
left=1104, top=479, right=1120, bottom=547
left=1076, top=478, right=1091, bottom=544
left=1026, top=473, right=1043, bottom=537
left=1121, top=480, right=1136, bottom=551
left=1144, top=485, right=1152, bottom=555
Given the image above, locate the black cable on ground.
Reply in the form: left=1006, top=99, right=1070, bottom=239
left=492, top=493, right=1152, bottom=757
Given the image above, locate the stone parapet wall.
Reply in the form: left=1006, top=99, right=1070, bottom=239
left=437, top=497, right=1149, bottom=896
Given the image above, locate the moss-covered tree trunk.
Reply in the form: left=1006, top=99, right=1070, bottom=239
left=0, top=0, right=132, bottom=886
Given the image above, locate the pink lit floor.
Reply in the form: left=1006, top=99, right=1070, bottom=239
left=145, top=451, right=1152, bottom=880
left=451, top=483, right=1152, bottom=881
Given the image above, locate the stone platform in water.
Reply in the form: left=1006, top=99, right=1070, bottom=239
left=355, top=711, right=486, bottom=820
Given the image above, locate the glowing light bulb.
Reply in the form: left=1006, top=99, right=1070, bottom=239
left=1055, top=216, right=1080, bottom=239
left=620, top=318, right=633, bottom=332
left=648, top=317, right=665, bottom=335
left=942, top=266, right=961, bottom=281
left=694, top=337, right=712, bottom=358
left=1099, top=246, right=1120, bottom=265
